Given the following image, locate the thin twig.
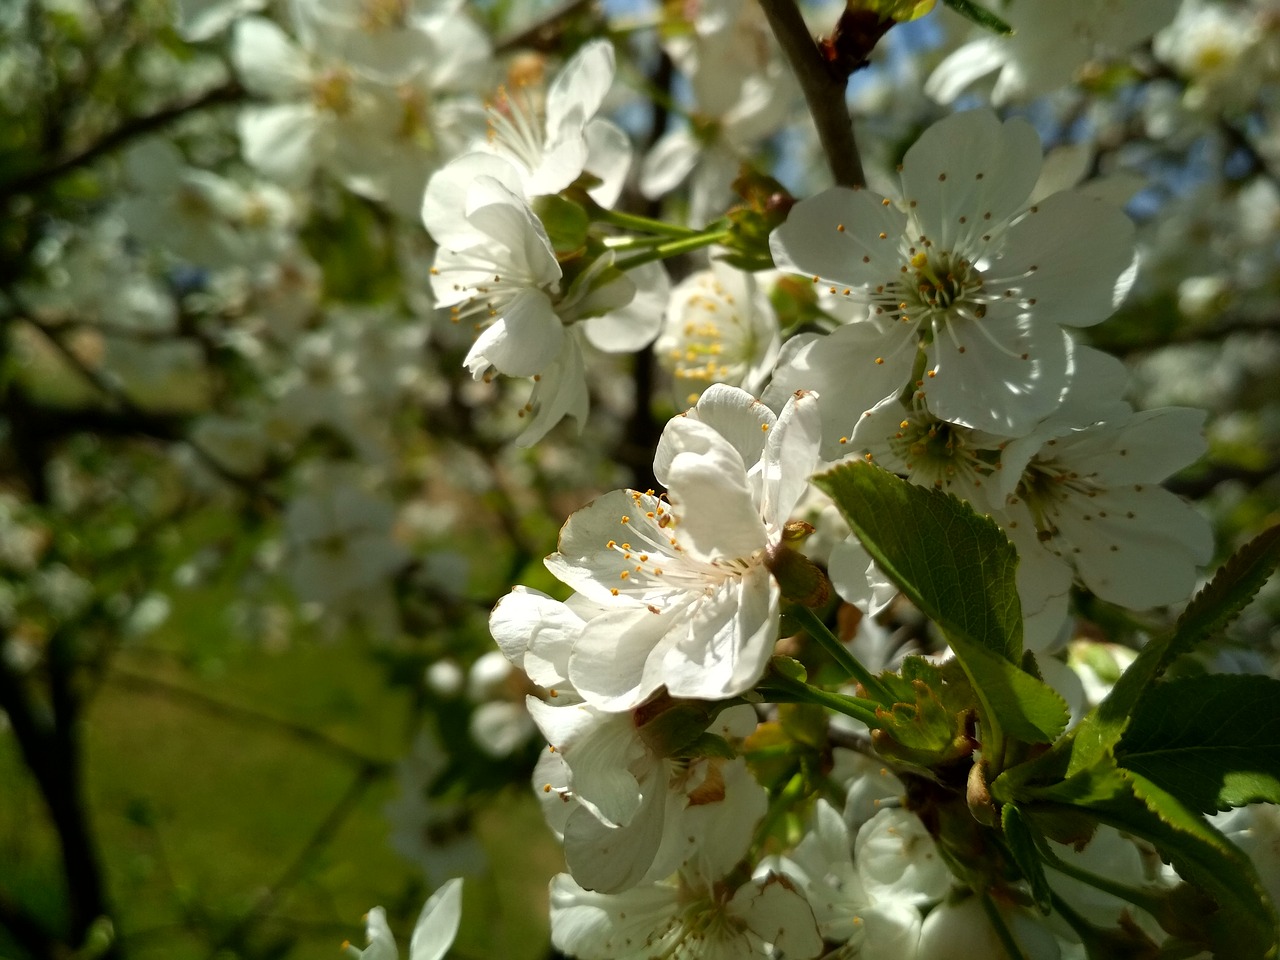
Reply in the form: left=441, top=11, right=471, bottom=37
left=757, top=0, right=866, bottom=188
left=206, top=763, right=387, bottom=958
left=494, top=0, right=596, bottom=54
left=107, top=669, right=395, bottom=772
left=0, top=81, right=245, bottom=203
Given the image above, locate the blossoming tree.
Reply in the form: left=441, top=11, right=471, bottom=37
left=1, top=0, right=1278, bottom=958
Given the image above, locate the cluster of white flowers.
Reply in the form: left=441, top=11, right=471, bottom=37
left=7, top=0, right=1279, bottom=955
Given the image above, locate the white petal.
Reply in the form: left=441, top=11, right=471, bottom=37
left=549, top=874, right=679, bottom=960
left=525, top=697, right=646, bottom=827
left=769, top=187, right=907, bottom=288
left=546, top=39, right=615, bottom=134
left=1000, top=191, right=1136, bottom=329
left=581, top=260, right=668, bottom=353
left=924, top=320, right=1069, bottom=436
left=488, top=586, right=579, bottom=689
left=730, top=875, right=824, bottom=959
left=408, top=878, right=463, bottom=960
left=569, top=604, right=680, bottom=711
left=638, top=130, right=700, bottom=198
left=1055, top=486, right=1212, bottom=609
left=238, top=104, right=322, bottom=185
left=516, top=333, right=590, bottom=446
left=1070, top=407, right=1207, bottom=485
left=665, top=422, right=767, bottom=562
left=349, top=906, right=398, bottom=960
left=655, top=384, right=772, bottom=489
left=563, top=770, right=666, bottom=893
left=464, top=289, right=563, bottom=378
left=583, top=118, right=632, bottom=208
left=764, top=324, right=918, bottom=459
left=923, top=36, right=1006, bottom=104
left=422, top=154, right=528, bottom=250
left=855, top=807, right=950, bottom=906
left=759, top=388, right=822, bottom=528
left=828, top=536, right=896, bottom=616
left=900, top=111, right=1042, bottom=247
left=662, top=568, right=779, bottom=701
left=231, top=17, right=312, bottom=98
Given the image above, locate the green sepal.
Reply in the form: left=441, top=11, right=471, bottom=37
left=675, top=731, right=738, bottom=761
left=941, top=0, right=1013, bottom=34
left=532, top=194, right=590, bottom=257
left=719, top=167, right=794, bottom=272
left=869, top=676, right=972, bottom=767
left=771, top=655, right=808, bottom=684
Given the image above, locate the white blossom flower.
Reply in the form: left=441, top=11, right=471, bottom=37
left=479, top=39, right=631, bottom=206
left=282, top=466, right=408, bottom=618
left=926, top=0, right=1181, bottom=105
left=916, top=895, right=1064, bottom=960
left=530, top=694, right=763, bottom=893
left=343, top=878, right=463, bottom=960
left=550, top=866, right=823, bottom=960
left=1154, top=0, right=1265, bottom=111
left=641, top=0, right=797, bottom=223
left=766, top=799, right=944, bottom=960
left=769, top=110, right=1138, bottom=439
left=119, top=139, right=295, bottom=269
left=424, top=164, right=666, bottom=443
left=655, top=260, right=781, bottom=405
left=996, top=403, right=1214, bottom=614
left=291, top=0, right=491, bottom=87
left=544, top=385, right=822, bottom=710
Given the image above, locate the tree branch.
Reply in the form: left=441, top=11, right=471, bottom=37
left=106, top=669, right=395, bottom=772
left=757, top=0, right=865, bottom=188
left=205, top=763, right=387, bottom=958
left=0, top=81, right=245, bottom=204
left=0, top=651, right=115, bottom=955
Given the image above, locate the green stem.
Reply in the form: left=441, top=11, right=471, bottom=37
left=615, top=231, right=728, bottom=271
left=979, top=893, right=1031, bottom=960
left=752, top=770, right=807, bottom=851
left=602, top=234, right=670, bottom=252
left=1032, top=832, right=1167, bottom=918
left=788, top=604, right=895, bottom=704
left=591, top=205, right=701, bottom=238
left=1045, top=890, right=1118, bottom=960
left=756, top=670, right=885, bottom=729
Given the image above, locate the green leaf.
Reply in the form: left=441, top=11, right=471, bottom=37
left=1119, top=770, right=1278, bottom=959
left=949, top=634, right=1069, bottom=745
left=1001, top=804, right=1052, bottom=913
left=941, top=0, right=1013, bottom=34
left=1049, top=525, right=1280, bottom=780
left=1167, top=524, right=1280, bottom=671
left=1117, top=675, right=1280, bottom=812
left=813, top=460, right=1023, bottom=661
left=1019, top=758, right=1278, bottom=957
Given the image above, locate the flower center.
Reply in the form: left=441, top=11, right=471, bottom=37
left=903, top=249, right=986, bottom=321
left=887, top=410, right=994, bottom=493
left=311, top=68, right=354, bottom=116
left=1015, top=457, right=1095, bottom=545
left=360, top=0, right=409, bottom=30
left=486, top=77, right=546, bottom=174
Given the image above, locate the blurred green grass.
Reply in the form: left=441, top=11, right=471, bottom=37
left=1, top=634, right=560, bottom=959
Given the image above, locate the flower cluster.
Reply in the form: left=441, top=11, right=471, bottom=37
left=6, top=0, right=1279, bottom=957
